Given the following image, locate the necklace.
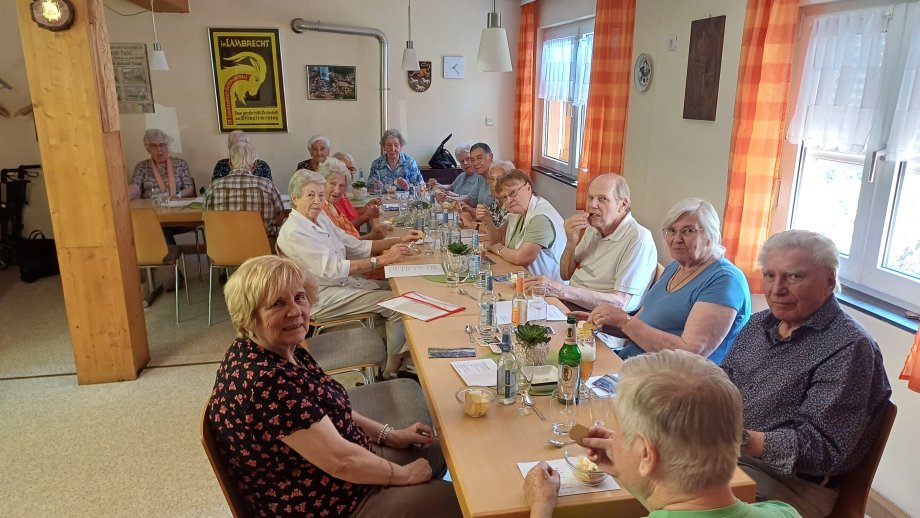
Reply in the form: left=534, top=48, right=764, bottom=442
left=666, top=259, right=708, bottom=292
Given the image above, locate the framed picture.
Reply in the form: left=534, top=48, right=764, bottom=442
left=208, top=28, right=287, bottom=132
left=307, top=65, right=357, bottom=100
left=110, top=43, right=154, bottom=114
left=682, top=16, right=726, bottom=121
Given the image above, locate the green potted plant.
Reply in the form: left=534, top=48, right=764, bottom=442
left=443, top=242, right=471, bottom=287
left=513, top=323, right=552, bottom=365
left=351, top=180, right=367, bottom=200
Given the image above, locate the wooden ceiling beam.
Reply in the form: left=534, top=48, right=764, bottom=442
left=122, top=0, right=189, bottom=13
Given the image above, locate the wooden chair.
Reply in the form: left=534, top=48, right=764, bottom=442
left=828, top=402, right=897, bottom=518
left=203, top=211, right=272, bottom=325
left=199, top=403, right=250, bottom=518
left=131, top=208, right=189, bottom=324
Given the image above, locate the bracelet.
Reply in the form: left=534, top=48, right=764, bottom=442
left=385, top=459, right=395, bottom=487
left=619, top=314, right=633, bottom=330
left=377, top=424, right=393, bottom=446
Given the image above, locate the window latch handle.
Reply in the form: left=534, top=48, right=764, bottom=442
left=868, top=149, right=887, bottom=183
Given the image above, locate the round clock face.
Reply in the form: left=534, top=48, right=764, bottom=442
left=634, top=53, right=653, bottom=92
left=31, top=0, right=75, bottom=32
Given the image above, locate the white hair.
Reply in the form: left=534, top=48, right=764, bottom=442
left=380, top=128, right=406, bottom=147
left=759, top=230, right=841, bottom=293
left=316, top=157, right=349, bottom=180
left=332, top=151, right=355, bottom=166
left=227, top=130, right=250, bottom=148
left=490, top=160, right=515, bottom=174
left=228, top=142, right=256, bottom=171
left=142, top=128, right=170, bottom=147
left=308, top=135, right=331, bottom=152
left=288, top=169, right=326, bottom=197
left=454, top=142, right=473, bottom=158
left=662, top=198, right=725, bottom=255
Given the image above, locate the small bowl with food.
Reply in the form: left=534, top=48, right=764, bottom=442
left=455, top=387, right=497, bottom=418
left=563, top=447, right=608, bottom=486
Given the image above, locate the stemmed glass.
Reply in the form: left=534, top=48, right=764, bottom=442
left=516, top=356, right=535, bottom=416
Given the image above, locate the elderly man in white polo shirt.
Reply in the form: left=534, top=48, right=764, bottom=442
left=525, top=173, right=657, bottom=326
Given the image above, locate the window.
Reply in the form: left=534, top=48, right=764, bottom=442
left=536, top=19, right=594, bottom=177
left=783, top=2, right=920, bottom=312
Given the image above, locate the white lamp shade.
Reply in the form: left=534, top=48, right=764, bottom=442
left=401, top=46, right=420, bottom=71
left=477, top=27, right=512, bottom=72
left=149, top=43, right=169, bottom=71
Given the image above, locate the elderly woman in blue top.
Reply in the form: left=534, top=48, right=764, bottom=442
left=367, top=129, right=423, bottom=191
left=584, top=198, right=751, bottom=365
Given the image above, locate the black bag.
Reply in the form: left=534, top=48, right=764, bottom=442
left=14, top=230, right=60, bottom=283
left=428, top=134, right=458, bottom=169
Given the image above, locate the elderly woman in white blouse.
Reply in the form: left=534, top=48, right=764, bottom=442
left=276, top=170, right=422, bottom=376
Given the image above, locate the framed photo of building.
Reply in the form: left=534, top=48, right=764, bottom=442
left=307, top=65, right=357, bottom=100
left=208, top=28, right=287, bottom=132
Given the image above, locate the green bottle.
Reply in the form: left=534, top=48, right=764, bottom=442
left=557, top=316, right=582, bottom=403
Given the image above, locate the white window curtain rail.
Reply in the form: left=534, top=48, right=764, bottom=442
left=786, top=6, right=892, bottom=153
left=888, top=3, right=920, bottom=165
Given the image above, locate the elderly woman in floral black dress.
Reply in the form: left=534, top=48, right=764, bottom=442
left=206, top=256, right=461, bottom=517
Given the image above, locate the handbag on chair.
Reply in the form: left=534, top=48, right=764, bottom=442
left=428, top=134, right=458, bottom=169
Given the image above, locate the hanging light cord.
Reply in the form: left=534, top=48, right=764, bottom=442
left=408, top=0, right=413, bottom=41
left=150, top=0, right=160, bottom=45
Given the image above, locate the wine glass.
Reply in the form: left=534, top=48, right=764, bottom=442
left=516, top=356, right=535, bottom=416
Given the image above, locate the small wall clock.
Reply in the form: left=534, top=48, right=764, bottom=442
left=443, top=56, right=464, bottom=79
left=634, top=53, right=653, bottom=92
left=30, top=0, right=75, bottom=32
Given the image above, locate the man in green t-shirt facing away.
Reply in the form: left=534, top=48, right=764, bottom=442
left=523, top=349, right=800, bottom=518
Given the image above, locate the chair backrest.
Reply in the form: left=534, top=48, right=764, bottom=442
left=653, top=262, right=665, bottom=284
left=828, top=402, right=897, bottom=518
left=131, top=208, right=169, bottom=265
left=205, top=186, right=275, bottom=233
left=203, top=211, right=271, bottom=267
left=200, top=403, right=251, bottom=518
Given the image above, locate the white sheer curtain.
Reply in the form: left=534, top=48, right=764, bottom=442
left=786, top=7, right=891, bottom=153
left=573, top=34, right=593, bottom=107
left=539, top=36, right=575, bottom=101
left=888, top=3, right=920, bottom=165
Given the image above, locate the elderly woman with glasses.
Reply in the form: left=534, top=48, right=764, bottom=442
left=459, top=160, right=512, bottom=230
left=319, top=157, right=389, bottom=241
left=277, top=170, right=422, bottom=376
left=583, top=198, right=751, bottom=365
left=367, top=129, right=423, bottom=192
left=129, top=128, right=195, bottom=200
left=332, top=151, right=381, bottom=230
left=212, top=130, right=273, bottom=180
left=482, top=170, right=567, bottom=281
left=296, top=134, right=332, bottom=172
left=207, top=255, right=462, bottom=518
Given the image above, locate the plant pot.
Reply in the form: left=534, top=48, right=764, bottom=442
left=513, top=340, right=551, bottom=366
left=352, top=187, right=368, bottom=200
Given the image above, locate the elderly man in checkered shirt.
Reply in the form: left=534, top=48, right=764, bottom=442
left=204, top=142, right=285, bottom=237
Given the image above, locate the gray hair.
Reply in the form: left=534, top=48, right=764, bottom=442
left=288, top=169, right=326, bottom=198
left=591, top=173, right=632, bottom=211
left=142, top=128, right=170, bottom=147
left=759, top=230, right=841, bottom=293
left=616, top=349, right=743, bottom=494
left=227, top=130, right=250, bottom=148
left=228, top=142, right=257, bottom=171
left=662, top=198, right=725, bottom=256
left=316, top=157, right=349, bottom=180
left=380, top=128, right=406, bottom=147
left=490, top=160, right=515, bottom=175
left=332, top=151, right=356, bottom=167
left=308, top=135, right=331, bottom=152
left=454, top=142, right=473, bottom=158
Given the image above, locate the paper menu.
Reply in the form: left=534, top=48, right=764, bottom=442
left=517, top=459, right=620, bottom=496
left=450, top=358, right=498, bottom=386
left=495, top=301, right=568, bottom=325
left=384, top=263, right=445, bottom=278
left=377, top=291, right=464, bottom=322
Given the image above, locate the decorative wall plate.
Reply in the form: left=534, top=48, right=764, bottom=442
left=633, top=53, right=652, bottom=92
left=408, top=61, right=432, bottom=93
left=30, top=0, right=75, bottom=32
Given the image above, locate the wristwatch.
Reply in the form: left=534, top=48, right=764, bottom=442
left=740, top=430, right=751, bottom=453
left=370, top=256, right=378, bottom=268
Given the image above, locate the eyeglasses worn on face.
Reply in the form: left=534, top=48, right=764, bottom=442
left=500, top=185, right=528, bottom=201
left=663, top=227, right=703, bottom=237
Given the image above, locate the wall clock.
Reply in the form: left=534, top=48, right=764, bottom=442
left=634, top=53, right=653, bottom=92
left=408, top=61, right=432, bottom=93
left=443, top=56, right=464, bottom=79
left=30, top=0, right=75, bottom=32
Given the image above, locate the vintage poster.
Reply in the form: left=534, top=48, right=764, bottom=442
left=208, top=28, right=287, bottom=132
left=110, top=43, right=154, bottom=114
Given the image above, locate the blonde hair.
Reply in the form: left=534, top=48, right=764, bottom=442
left=615, top=349, right=743, bottom=493
left=224, top=256, right=319, bottom=339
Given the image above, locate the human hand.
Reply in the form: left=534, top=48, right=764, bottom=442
left=365, top=227, right=388, bottom=240
left=582, top=426, right=616, bottom=474
left=435, top=190, right=447, bottom=203
left=396, top=177, right=410, bottom=190
left=524, top=275, right=563, bottom=298
left=428, top=178, right=439, bottom=189
left=588, top=303, right=628, bottom=328
left=401, top=230, right=424, bottom=243
left=386, top=422, right=435, bottom=449
left=395, top=458, right=433, bottom=485
left=475, top=204, right=490, bottom=222
left=487, top=243, right=503, bottom=254
left=459, top=212, right=476, bottom=229
left=523, top=461, right=560, bottom=517
left=365, top=205, right=381, bottom=219
left=566, top=310, right=591, bottom=322
left=380, top=243, right=411, bottom=265
left=564, top=212, right=590, bottom=243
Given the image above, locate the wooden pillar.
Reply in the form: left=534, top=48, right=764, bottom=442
left=17, top=0, right=149, bottom=384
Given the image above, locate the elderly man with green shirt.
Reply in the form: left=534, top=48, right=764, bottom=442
left=523, top=350, right=800, bottom=518
left=525, top=174, right=657, bottom=320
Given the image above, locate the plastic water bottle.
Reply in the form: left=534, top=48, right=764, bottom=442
left=468, top=232, right=481, bottom=279
left=496, top=331, right=519, bottom=405
left=478, top=274, right=497, bottom=340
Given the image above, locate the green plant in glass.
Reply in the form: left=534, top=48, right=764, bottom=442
left=514, top=323, right=552, bottom=366
left=352, top=180, right=366, bottom=189
left=447, top=242, right=471, bottom=255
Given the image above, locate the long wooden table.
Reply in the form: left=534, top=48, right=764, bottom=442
left=386, top=243, right=756, bottom=517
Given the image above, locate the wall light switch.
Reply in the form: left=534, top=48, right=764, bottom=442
left=667, top=36, right=678, bottom=51
left=485, top=117, right=495, bottom=126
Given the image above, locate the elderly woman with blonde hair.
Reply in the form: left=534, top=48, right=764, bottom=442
left=207, top=255, right=461, bottom=517
left=212, top=130, right=273, bottom=180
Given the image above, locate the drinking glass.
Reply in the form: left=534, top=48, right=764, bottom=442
left=516, top=358, right=535, bottom=416
left=444, top=254, right=462, bottom=288
left=578, top=332, right=596, bottom=399
left=588, top=386, right=612, bottom=426
left=550, top=389, right=578, bottom=436
left=527, top=283, right=548, bottom=324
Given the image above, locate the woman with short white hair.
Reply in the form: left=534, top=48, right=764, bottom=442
left=367, top=129, right=423, bottom=191
left=129, top=128, right=195, bottom=200
left=586, top=198, right=751, bottom=365
left=318, top=158, right=388, bottom=241
left=212, top=130, right=273, bottom=180
left=331, top=151, right=382, bottom=229
left=276, top=170, right=422, bottom=376
left=297, top=134, right=332, bottom=171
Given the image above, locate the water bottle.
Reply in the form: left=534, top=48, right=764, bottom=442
left=468, top=232, right=481, bottom=279
left=358, top=168, right=365, bottom=181
left=496, top=331, right=519, bottom=405
left=478, top=274, right=497, bottom=340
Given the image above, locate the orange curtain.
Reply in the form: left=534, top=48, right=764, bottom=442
left=901, top=325, right=920, bottom=393
left=514, top=1, right=538, bottom=176
left=723, top=0, right=798, bottom=293
left=576, top=0, right=635, bottom=210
